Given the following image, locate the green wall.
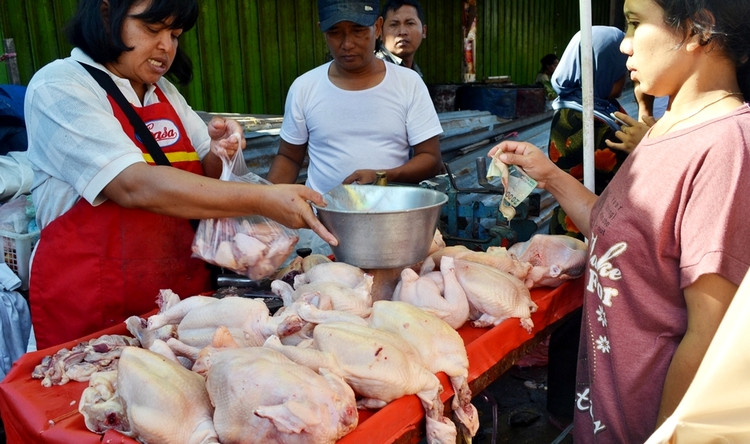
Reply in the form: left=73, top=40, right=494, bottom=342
left=0, top=1, right=615, bottom=115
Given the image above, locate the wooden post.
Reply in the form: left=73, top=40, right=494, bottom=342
left=2, top=38, right=21, bottom=85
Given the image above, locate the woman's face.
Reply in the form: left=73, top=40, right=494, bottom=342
left=105, top=1, right=182, bottom=98
left=620, top=0, right=688, bottom=98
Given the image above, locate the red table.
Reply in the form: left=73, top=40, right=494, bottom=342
left=0, top=277, right=583, bottom=444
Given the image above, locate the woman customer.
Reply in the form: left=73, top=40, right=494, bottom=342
left=489, top=0, right=750, bottom=441
left=24, top=0, right=335, bottom=349
left=543, top=26, right=631, bottom=431
left=547, top=26, right=629, bottom=238
left=535, top=53, right=558, bottom=101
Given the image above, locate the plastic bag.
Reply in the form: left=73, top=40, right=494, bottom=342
left=0, top=151, right=33, bottom=202
left=191, top=142, right=299, bottom=280
left=0, top=194, right=34, bottom=233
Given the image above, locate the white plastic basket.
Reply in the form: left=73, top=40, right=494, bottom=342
left=0, top=229, right=40, bottom=291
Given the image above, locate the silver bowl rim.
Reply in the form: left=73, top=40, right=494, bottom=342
left=311, top=185, right=448, bottom=215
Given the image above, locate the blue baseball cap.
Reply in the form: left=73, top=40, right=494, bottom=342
left=318, top=0, right=379, bottom=32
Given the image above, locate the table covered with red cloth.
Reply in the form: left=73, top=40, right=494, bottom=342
left=0, top=277, right=583, bottom=444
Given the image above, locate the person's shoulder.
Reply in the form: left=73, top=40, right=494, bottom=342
left=736, top=102, right=750, bottom=116
left=385, top=62, right=423, bottom=83
left=297, top=62, right=331, bottom=80
left=289, top=62, right=331, bottom=89
left=28, top=51, right=91, bottom=91
left=30, top=57, right=74, bottom=82
left=725, top=103, right=750, bottom=135
left=711, top=103, right=750, bottom=130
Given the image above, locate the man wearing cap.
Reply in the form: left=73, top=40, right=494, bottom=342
left=267, top=0, right=443, bottom=195
left=375, top=0, right=426, bottom=77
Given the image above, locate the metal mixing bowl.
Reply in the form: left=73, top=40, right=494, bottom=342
left=313, top=184, right=448, bottom=269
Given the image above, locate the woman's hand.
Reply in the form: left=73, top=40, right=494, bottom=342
left=490, top=140, right=596, bottom=236
left=208, top=117, right=245, bottom=159
left=488, top=141, right=561, bottom=190
left=260, top=184, right=338, bottom=246
left=605, top=111, right=655, bottom=153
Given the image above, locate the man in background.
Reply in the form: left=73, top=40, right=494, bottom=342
left=375, top=0, right=426, bottom=77
left=268, top=0, right=441, bottom=194
left=267, top=0, right=442, bottom=253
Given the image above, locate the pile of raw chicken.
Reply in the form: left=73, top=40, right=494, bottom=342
left=32, top=231, right=587, bottom=444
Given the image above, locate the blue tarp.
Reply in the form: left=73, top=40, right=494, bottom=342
left=0, top=84, right=27, bottom=155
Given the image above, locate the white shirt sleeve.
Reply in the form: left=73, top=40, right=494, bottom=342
left=25, top=49, right=209, bottom=228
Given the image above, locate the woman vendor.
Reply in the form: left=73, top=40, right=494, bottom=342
left=24, top=0, right=336, bottom=349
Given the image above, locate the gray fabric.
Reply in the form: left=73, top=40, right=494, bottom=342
left=0, top=263, right=31, bottom=380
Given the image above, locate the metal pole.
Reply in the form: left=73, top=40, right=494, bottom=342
left=2, top=38, right=21, bottom=85
left=579, top=1, right=595, bottom=192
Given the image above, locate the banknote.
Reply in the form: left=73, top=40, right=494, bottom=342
left=487, top=156, right=538, bottom=221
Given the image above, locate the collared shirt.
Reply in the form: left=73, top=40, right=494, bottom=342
left=25, top=48, right=211, bottom=228
left=375, top=42, right=423, bottom=78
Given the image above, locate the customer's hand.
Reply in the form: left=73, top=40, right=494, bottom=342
left=488, top=141, right=560, bottom=190
left=605, top=112, right=655, bottom=153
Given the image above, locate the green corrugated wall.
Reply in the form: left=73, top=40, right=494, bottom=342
left=477, top=0, right=613, bottom=85
left=0, top=1, right=614, bottom=115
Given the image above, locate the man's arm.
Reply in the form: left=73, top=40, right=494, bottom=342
left=267, top=139, right=307, bottom=184
left=343, top=135, right=443, bottom=185
left=391, top=135, right=444, bottom=182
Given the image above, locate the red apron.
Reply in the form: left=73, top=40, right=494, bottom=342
left=30, top=86, right=212, bottom=349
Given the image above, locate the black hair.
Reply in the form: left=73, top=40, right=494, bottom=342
left=654, top=0, right=750, bottom=99
left=380, top=0, right=425, bottom=24
left=65, top=0, right=198, bottom=85
left=540, top=53, right=558, bottom=71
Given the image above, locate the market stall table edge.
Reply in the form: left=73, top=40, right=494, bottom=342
left=0, top=277, right=584, bottom=444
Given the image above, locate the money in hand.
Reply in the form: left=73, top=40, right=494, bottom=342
left=487, top=153, right=538, bottom=221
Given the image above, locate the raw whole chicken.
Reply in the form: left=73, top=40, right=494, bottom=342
left=293, top=261, right=373, bottom=292
left=273, top=253, right=331, bottom=285
left=421, top=245, right=532, bottom=282
left=264, top=322, right=458, bottom=444
left=125, top=289, right=182, bottom=350
left=453, top=259, right=537, bottom=332
left=270, top=279, right=373, bottom=345
left=368, top=300, right=479, bottom=442
left=302, top=253, right=333, bottom=271
left=145, top=295, right=305, bottom=351
left=393, top=256, right=470, bottom=329
left=79, top=346, right=218, bottom=443
left=271, top=279, right=372, bottom=319
left=508, top=234, right=587, bottom=288
left=79, top=370, right=129, bottom=434
left=428, top=228, right=447, bottom=255
left=192, top=327, right=358, bottom=444
left=146, top=295, right=218, bottom=330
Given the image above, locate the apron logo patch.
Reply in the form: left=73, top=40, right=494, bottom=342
left=146, top=119, right=181, bottom=147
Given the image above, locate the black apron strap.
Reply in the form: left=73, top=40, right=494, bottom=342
left=79, top=61, right=201, bottom=231
left=78, top=61, right=171, bottom=166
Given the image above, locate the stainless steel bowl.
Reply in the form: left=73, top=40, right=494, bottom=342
left=313, top=184, right=448, bottom=269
